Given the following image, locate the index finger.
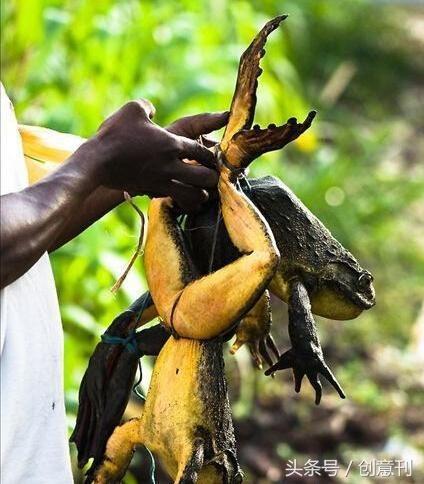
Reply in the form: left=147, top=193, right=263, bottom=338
left=177, top=137, right=217, bottom=169
left=167, top=111, right=229, bottom=138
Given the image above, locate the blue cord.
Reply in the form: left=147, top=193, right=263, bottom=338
left=101, top=331, right=139, bottom=354
left=100, top=291, right=153, bottom=355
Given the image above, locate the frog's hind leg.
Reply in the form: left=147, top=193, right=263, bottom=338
left=88, top=418, right=143, bottom=484
left=145, top=171, right=280, bottom=341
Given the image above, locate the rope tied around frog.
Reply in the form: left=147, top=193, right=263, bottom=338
left=101, top=331, right=140, bottom=355
left=216, top=148, right=246, bottom=178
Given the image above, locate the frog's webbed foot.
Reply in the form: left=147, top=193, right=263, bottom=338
left=221, top=15, right=288, bottom=149
left=70, top=293, right=166, bottom=470
left=265, top=280, right=345, bottom=404
left=230, top=290, right=279, bottom=369
left=220, top=15, right=316, bottom=170
left=225, top=111, right=316, bottom=169
left=265, top=345, right=345, bottom=405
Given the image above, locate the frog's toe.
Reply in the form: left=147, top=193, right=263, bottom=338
left=266, top=334, right=280, bottom=360
left=293, top=367, right=305, bottom=393
left=248, top=341, right=263, bottom=369
left=264, top=348, right=294, bottom=375
left=306, top=357, right=345, bottom=402
left=306, top=371, right=323, bottom=405
left=319, top=363, right=346, bottom=400
left=230, top=337, right=244, bottom=355
left=258, top=339, right=274, bottom=368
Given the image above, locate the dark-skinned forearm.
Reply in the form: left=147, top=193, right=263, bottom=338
left=0, top=139, right=104, bottom=289
left=48, top=186, right=125, bottom=253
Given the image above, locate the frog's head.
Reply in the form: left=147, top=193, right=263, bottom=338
left=309, top=258, right=375, bottom=320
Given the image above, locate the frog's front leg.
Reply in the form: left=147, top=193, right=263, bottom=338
left=230, top=290, right=279, bottom=369
left=265, top=280, right=345, bottom=404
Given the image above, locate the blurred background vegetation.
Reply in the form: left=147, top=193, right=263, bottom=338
left=2, top=0, right=424, bottom=482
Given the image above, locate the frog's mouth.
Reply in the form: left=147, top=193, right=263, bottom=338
left=318, top=263, right=375, bottom=312
left=335, top=279, right=376, bottom=311
left=352, top=289, right=375, bottom=310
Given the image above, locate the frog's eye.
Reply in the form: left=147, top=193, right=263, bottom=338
left=357, top=272, right=373, bottom=291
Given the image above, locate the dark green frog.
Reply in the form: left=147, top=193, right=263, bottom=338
left=186, top=174, right=375, bottom=404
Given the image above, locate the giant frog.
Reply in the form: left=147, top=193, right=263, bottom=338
left=71, top=15, right=375, bottom=483
left=186, top=174, right=375, bottom=401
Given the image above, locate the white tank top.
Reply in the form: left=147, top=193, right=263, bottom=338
left=0, top=83, right=73, bottom=483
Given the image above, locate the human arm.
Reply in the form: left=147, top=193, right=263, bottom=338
left=0, top=100, right=226, bottom=288
left=47, top=111, right=228, bottom=252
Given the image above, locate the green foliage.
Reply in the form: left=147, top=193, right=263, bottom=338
left=2, top=0, right=423, bottom=481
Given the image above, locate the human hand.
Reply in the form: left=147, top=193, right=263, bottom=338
left=92, top=99, right=228, bottom=212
